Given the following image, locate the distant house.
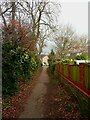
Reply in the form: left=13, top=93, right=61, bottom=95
left=41, top=55, right=49, bottom=66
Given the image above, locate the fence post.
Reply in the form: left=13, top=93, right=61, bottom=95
left=79, top=63, right=85, bottom=89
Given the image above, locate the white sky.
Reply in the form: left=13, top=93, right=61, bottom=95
left=42, top=1, right=88, bottom=54
left=60, top=2, right=88, bottom=35
left=0, top=0, right=88, bottom=54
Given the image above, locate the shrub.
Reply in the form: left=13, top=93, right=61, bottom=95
left=30, top=57, right=37, bottom=71
left=20, top=51, right=32, bottom=81
left=60, top=59, right=70, bottom=64
left=49, top=62, right=56, bottom=74
left=2, top=41, right=20, bottom=96
left=34, top=55, right=42, bottom=68
left=75, top=54, right=88, bottom=60
left=59, top=59, right=76, bottom=64
left=2, top=41, right=40, bottom=96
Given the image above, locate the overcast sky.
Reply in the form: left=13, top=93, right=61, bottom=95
left=60, top=2, right=88, bottom=35
left=0, top=0, right=88, bottom=54
left=42, top=1, right=88, bottom=54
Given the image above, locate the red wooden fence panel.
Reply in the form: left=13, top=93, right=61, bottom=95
left=55, top=63, right=90, bottom=99
left=68, top=64, right=70, bottom=79
left=62, top=64, right=64, bottom=75
left=79, top=63, right=85, bottom=89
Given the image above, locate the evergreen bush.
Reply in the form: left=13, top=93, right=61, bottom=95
left=2, top=41, right=40, bottom=96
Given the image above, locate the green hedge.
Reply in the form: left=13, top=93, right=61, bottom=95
left=2, top=41, right=40, bottom=97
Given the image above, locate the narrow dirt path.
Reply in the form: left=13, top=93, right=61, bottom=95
left=19, top=66, right=49, bottom=118
left=18, top=66, right=88, bottom=119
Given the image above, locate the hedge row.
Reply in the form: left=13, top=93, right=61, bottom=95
left=2, top=41, right=41, bottom=97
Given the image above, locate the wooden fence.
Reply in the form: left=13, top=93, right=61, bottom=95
left=55, top=63, right=90, bottom=98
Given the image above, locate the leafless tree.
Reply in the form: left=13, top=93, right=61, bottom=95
left=17, top=0, right=61, bottom=54
left=55, top=24, right=88, bottom=59
left=0, top=0, right=61, bottom=55
left=55, top=24, right=76, bottom=58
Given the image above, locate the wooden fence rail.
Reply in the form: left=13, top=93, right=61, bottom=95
left=55, top=63, right=90, bottom=99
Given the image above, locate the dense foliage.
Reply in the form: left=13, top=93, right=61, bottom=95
left=2, top=41, right=41, bottom=97
left=59, top=59, right=76, bottom=64
left=74, top=54, right=88, bottom=60
left=48, top=49, right=56, bottom=74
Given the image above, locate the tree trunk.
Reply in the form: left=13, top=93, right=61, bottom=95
left=12, top=2, right=15, bottom=20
